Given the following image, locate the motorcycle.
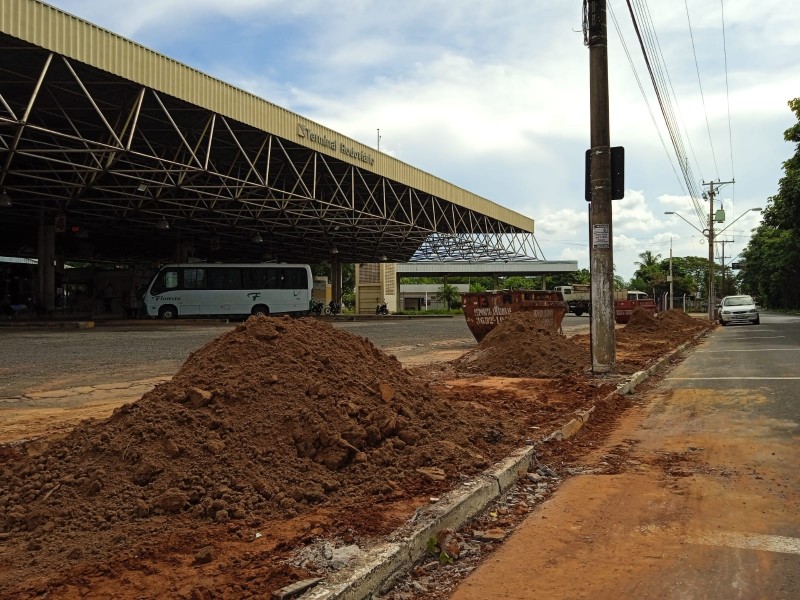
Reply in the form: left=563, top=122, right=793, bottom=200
left=375, top=302, right=388, bottom=315
left=310, top=300, right=323, bottom=315
left=324, top=301, right=341, bottom=316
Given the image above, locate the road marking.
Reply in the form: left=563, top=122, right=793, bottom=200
left=696, top=348, right=800, bottom=353
left=667, top=377, right=800, bottom=380
left=722, top=336, right=786, bottom=340
left=686, top=531, right=800, bottom=555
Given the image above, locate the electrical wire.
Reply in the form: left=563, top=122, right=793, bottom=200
left=684, top=0, right=720, bottom=179
left=608, top=3, right=690, bottom=199
left=633, top=0, right=706, bottom=225
left=720, top=0, right=736, bottom=211
left=623, top=0, right=707, bottom=228
left=637, top=0, right=705, bottom=198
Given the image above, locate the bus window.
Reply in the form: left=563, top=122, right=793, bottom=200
left=281, top=268, right=307, bottom=289
left=265, top=268, right=279, bottom=289
left=242, top=268, right=264, bottom=289
left=150, top=268, right=179, bottom=295
left=209, top=267, right=242, bottom=290
left=184, top=268, right=206, bottom=289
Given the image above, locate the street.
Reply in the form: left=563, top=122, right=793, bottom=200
left=447, top=311, right=800, bottom=599
left=0, top=314, right=591, bottom=396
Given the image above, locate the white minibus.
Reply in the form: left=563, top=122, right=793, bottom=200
left=143, top=263, right=312, bottom=319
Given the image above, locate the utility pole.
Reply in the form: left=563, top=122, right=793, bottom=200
left=586, top=0, right=615, bottom=373
left=701, top=180, right=734, bottom=321
left=668, top=238, right=673, bottom=310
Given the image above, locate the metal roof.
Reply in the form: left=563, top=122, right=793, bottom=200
left=0, top=0, right=540, bottom=265
left=396, top=260, right=578, bottom=277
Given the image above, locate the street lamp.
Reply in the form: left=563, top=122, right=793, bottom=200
left=664, top=207, right=761, bottom=318
left=663, top=211, right=706, bottom=236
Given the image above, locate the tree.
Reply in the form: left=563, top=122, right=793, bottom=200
left=631, top=250, right=665, bottom=296
left=502, top=276, right=538, bottom=290
left=436, top=283, right=462, bottom=310
left=740, top=98, right=800, bottom=309
left=469, top=281, right=487, bottom=293
left=662, top=256, right=703, bottom=297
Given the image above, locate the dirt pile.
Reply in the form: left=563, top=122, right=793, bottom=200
left=0, top=316, right=527, bottom=594
left=618, top=308, right=713, bottom=343
left=454, top=312, right=590, bottom=378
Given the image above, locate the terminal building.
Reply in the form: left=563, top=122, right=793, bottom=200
left=1, top=0, right=576, bottom=319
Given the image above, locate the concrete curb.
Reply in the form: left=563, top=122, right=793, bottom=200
left=296, top=328, right=711, bottom=600
left=545, top=330, right=707, bottom=442
left=301, top=449, right=536, bottom=600
left=0, top=320, right=95, bottom=329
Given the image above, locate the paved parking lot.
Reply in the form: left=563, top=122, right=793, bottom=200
left=0, top=315, right=590, bottom=397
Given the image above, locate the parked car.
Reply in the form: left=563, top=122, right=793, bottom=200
left=718, top=294, right=760, bottom=326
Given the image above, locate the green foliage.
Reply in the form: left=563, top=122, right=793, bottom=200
left=469, top=280, right=487, bottom=293
left=310, top=263, right=355, bottom=297
left=425, top=535, right=453, bottom=565
left=740, top=97, right=800, bottom=309
left=341, top=289, right=355, bottom=310
left=426, top=536, right=438, bottom=555
left=546, top=269, right=590, bottom=288
left=501, top=276, right=538, bottom=290
left=436, top=283, right=463, bottom=310
left=631, top=250, right=664, bottom=294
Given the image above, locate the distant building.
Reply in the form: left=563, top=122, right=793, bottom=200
left=399, top=283, right=470, bottom=311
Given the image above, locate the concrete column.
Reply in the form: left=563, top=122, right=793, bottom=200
left=37, top=216, right=56, bottom=313
left=331, top=258, right=342, bottom=308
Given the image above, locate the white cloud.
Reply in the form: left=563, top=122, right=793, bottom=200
left=40, top=0, right=796, bottom=281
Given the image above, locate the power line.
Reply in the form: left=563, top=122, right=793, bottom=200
left=608, top=3, right=689, bottom=199
left=720, top=0, right=736, bottom=209
left=684, top=0, right=720, bottom=179
left=623, top=0, right=706, bottom=228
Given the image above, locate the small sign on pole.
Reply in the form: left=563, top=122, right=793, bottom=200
left=592, top=224, right=610, bottom=249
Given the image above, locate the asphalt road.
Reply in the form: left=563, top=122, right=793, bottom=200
left=0, top=314, right=591, bottom=397
left=665, top=311, right=800, bottom=423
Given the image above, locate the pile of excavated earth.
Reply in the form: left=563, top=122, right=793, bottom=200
left=0, top=309, right=712, bottom=598
left=454, top=311, right=590, bottom=378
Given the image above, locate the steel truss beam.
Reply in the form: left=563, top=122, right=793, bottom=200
left=0, top=35, right=540, bottom=264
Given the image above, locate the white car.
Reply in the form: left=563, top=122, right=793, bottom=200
left=718, top=295, right=760, bottom=326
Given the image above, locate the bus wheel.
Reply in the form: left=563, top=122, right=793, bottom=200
left=251, top=304, right=270, bottom=317
left=158, top=305, right=178, bottom=320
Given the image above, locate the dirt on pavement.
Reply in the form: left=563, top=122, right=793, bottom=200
left=0, top=310, right=713, bottom=599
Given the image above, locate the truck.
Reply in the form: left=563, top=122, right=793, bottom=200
left=553, top=284, right=653, bottom=322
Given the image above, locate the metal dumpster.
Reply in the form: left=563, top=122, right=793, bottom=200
left=461, top=290, right=569, bottom=342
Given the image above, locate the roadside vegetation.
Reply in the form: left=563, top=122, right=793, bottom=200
left=739, top=98, right=800, bottom=310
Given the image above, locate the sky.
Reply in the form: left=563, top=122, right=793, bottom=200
left=41, top=0, right=800, bottom=281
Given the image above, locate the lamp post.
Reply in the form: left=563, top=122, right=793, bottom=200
left=668, top=238, right=673, bottom=310
left=664, top=207, right=761, bottom=320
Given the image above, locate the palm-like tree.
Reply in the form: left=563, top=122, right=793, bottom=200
left=436, top=283, right=462, bottom=310
left=633, top=250, right=665, bottom=294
